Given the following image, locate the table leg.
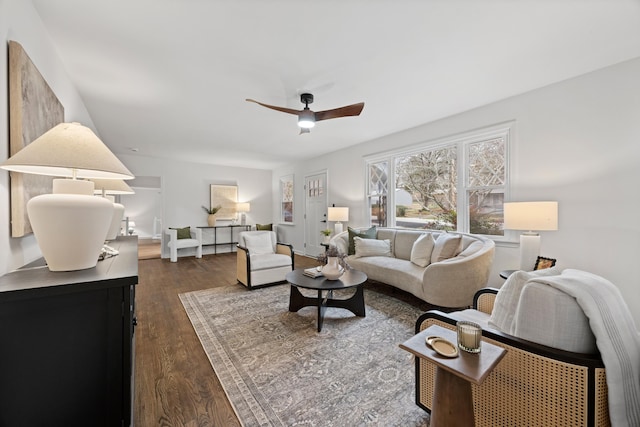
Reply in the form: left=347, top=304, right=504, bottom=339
left=430, top=367, right=475, bottom=427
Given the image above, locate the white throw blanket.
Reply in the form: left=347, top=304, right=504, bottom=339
left=530, top=269, right=640, bottom=427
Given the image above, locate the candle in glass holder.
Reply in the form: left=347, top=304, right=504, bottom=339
left=457, top=321, right=482, bottom=353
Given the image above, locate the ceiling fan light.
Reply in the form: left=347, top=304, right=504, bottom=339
left=298, top=110, right=315, bottom=129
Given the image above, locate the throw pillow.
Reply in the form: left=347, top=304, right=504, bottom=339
left=243, top=232, right=274, bottom=255
left=256, top=223, right=273, bottom=231
left=347, top=226, right=377, bottom=255
left=354, top=236, right=391, bottom=258
left=430, top=233, right=462, bottom=263
left=171, top=227, right=191, bottom=240
left=488, top=267, right=560, bottom=335
left=410, top=233, right=435, bottom=267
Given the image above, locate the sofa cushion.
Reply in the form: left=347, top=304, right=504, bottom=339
left=410, top=233, right=435, bottom=267
left=347, top=256, right=424, bottom=294
left=244, top=232, right=275, bottom=255
left=354, top=236, right=391, bottom=258
left=488, top=267, right=560, bottom=334
left=431, top=233, right=462, bottom=263
left=348, top=226, right=376, bottom=255
left=393, top=230, right=425, bottom=260
left=256, top=223, right=273, bottom=231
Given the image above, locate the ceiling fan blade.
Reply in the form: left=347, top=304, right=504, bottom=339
left=245, top=99, right=301, bottom=116
left=314, top=102, right=364, bottom=122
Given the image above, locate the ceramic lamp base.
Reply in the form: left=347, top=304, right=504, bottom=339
left=519, top=233, right=540, bottom=271
left=27, top=179, right=113, bottom=271
left=106, top=202, right=125, bottom=241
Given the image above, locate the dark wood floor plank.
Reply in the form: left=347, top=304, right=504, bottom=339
left=134, top=252, right=318, bottom=426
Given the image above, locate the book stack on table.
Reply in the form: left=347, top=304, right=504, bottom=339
left=303, top=267, right=323, bottom=278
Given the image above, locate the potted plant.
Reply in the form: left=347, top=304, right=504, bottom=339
left=320, top=229, right=332, bottom=244
left=202, top=205, right=222, bottom=227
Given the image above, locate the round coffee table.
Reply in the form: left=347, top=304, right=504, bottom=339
left=286, top=268, right=368, bottom=332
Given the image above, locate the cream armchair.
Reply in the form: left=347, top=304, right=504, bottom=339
left=165, top=227, right=202, bottom=262
left=237, top=230, right=294, bottom=289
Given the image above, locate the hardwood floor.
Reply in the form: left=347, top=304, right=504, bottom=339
left=134, top=252, right=318, bottom=426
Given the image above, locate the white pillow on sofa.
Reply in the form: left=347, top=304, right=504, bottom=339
left=430, top=233, right=462, bottom=263
left=410, top=233, right=435, bottom=267
left=354, top=236, right=391, bottom=258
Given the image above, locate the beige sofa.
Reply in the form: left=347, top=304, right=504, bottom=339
left=330, top=227, right=495, bottom=308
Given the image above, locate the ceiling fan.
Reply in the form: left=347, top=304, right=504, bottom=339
left=246, top=93, right=364, bottom=134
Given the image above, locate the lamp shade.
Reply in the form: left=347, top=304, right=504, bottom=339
left=327, top=207, right=349, bottom=222
left=298, top=110, right=315, bottom=129
left=503, top=202, right=558, bottom=231
left=236, top=202, right=251, bottom=213
left=0, top=122, right=134, bottom=179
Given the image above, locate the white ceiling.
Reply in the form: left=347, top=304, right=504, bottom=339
left=31, top=0, right=640, bottom=170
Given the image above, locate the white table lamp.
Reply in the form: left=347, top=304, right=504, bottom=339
left=0, top=122, right=134, bottom=271
left=504, top=201, right=558, bottom=270
left=91, top=179, right=135, bottom=241
left=237, top=202, right=250, bottom=225
left=328, top=206, right=349, bottom=235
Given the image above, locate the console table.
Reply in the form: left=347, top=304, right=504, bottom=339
left=0, top=236, right=138, bottom=427
left=198, top=224, right=251, bottom=253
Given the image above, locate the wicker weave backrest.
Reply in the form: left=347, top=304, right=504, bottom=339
left=417, top=317, right=610, bottom=427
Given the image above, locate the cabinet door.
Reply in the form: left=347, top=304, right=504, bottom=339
left=0, top=286, right=127, bottom=427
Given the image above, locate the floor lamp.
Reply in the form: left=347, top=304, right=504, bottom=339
left=0, top=122, right=134, bottom=271
left=503, top=201, right=558, bottom=271
left=328, top=206, right=349, bottom=235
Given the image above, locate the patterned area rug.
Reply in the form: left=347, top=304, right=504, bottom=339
left=179, top=283, right=431, bottom=426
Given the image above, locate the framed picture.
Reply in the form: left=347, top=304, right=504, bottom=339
left=8, top=41, right=64, bottom=237
left=280, top=175, right=294, bottom=224
left=534, top=256, right=556, bottom=270
left=210, top=184, right=237, bottom=220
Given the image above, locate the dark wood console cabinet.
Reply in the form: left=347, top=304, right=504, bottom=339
left=0, top=236, right=138, bottom=427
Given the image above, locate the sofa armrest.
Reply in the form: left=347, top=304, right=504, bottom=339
left=472, top=287, right=499, bottom=315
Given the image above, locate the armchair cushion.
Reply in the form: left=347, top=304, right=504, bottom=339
left=171, top=226, right=191, bottom=239
left=256, top=223, right=273, bottom=231
left=488, top=267, right=559, bottom=334
left=243, top=232, right=275, bottom=255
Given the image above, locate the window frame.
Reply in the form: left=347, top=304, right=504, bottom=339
left=364, top=122, right=514, bottom=241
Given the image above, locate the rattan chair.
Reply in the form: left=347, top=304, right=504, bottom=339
left=414, top=289, right=609, bottom=427
left=236, top=230, right=294, bottom=289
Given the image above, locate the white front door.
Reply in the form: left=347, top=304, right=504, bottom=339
left=304, top=171, right=328, bottom=257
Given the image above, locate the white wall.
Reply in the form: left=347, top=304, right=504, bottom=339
left=0, top=0, right=96, bottom=273
left=116, top=154, right=272, bottom=258
left=273, top=57, right=640, bottom=329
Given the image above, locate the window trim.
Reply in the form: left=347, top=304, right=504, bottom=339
left=364, top=121, right=515, bottom=241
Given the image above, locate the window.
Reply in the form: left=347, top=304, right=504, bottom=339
left=367, top=160, right=389, bottom=227
left=365, top=123, right=511, bottom=237
left=280, top=175, right=294, bottom=223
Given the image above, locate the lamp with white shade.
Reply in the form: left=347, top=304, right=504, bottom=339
left=91, top=179, right=135, bottom=241
left=0, top=122, right=134, bottom=271
left=327, top=206, right=349, bottom=235
left=236, top=202, right=250, bottom=225
left=503, top=201, right=558, bottom=270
